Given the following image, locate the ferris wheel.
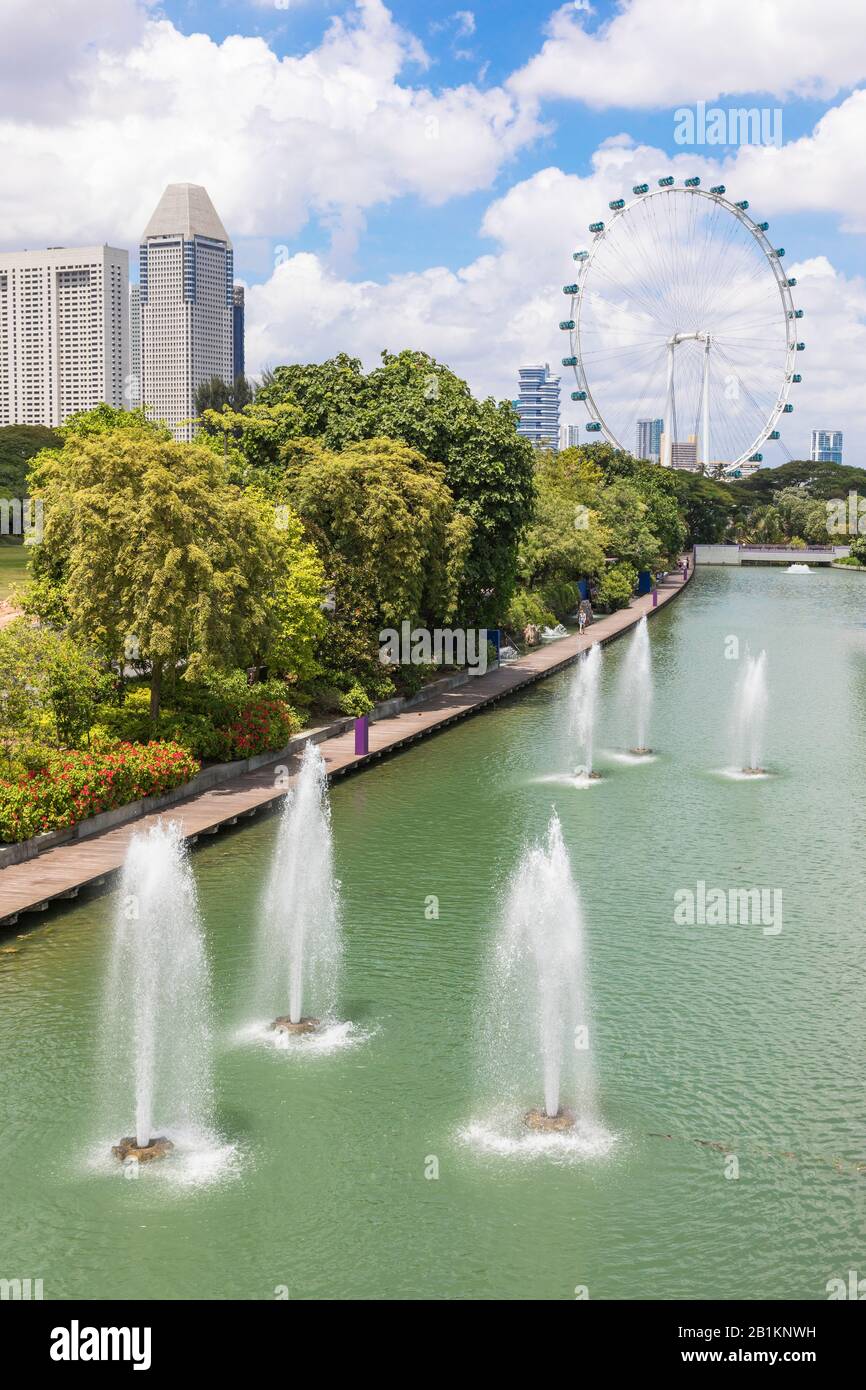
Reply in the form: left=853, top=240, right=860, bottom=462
left=560, top=179, right=803, bottom=476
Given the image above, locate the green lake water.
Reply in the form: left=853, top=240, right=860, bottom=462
left=1, top=565, right=864, bottom=1300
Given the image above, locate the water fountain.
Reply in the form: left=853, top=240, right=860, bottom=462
left=102, top=821, right=213, bottom=1163
left=256, top=742, right=343, bottom=1037
left=786, top=563, right=811, bottom=573
left=569, top=643, right=603, bottom=781
left=481, top=813, right=595, bottom=1133
left=732, top=650, right=769, bottom=775
left=619, top=616, right=653, bottom=754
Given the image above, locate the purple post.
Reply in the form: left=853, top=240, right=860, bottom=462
left=354, top=715, right=369, bottom=756
left=652, top=588, right=658, bottom=608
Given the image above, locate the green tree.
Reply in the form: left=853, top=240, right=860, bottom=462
left=254, top=351, right=535, bottom=622
left=0, top=424, right=60, bottom=499
left=195, top=375, right=255, bottom=430
left=29, top=428, right=282, bottom=718
left=276, top=436, right=473, bottom=631
left=0, top=619, right=109, bottom=754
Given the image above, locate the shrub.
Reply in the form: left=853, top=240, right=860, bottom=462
left=506, top=589, right=556, bottom=631
left=93, top=678, right=302, bottom=760
left=338, top=683, right=374, bottom=717
left=212, top=697, right=300, bottom=760
left=0, top=742, right=199, bottom=842
left=596, top=562, right=637, bottom=612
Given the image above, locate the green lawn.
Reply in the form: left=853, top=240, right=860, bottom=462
left=0, top=544, right=28, bottom=601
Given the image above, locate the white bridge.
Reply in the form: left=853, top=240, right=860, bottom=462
left=695, top=544, right=851, bottom=566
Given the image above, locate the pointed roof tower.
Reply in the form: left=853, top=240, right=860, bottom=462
left=142, top=184, right=231, bottom=245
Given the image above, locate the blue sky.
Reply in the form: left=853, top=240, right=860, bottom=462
left=3, top=0, right=865, bottom=461
left=151, top=1, right=865, bottom=285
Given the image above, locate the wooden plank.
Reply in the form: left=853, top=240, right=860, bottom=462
left=0, top=565, right=691, bottom=925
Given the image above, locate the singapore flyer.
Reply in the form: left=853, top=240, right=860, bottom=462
left=561, top=178, right=804, bottom=476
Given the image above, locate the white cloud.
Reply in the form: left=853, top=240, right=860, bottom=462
left=510, top=0, right=866, bottom=107
left=0, top=0, right=152, bottom=118
left=0, top=0, right=542, bottom=252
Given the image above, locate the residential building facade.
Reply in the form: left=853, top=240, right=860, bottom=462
left=810, top=429, right=843, bottom=464
left=0, top=245, right=128, bottom=427
left=516, top=363, right=560, bottom=449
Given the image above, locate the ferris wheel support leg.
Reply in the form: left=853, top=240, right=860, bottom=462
left=702, top=338, right=711, bottom=468
left=662, top=341, right=675, bottom=467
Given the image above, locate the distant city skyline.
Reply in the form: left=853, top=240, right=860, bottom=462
left=1, top=1, right=860, bottom=463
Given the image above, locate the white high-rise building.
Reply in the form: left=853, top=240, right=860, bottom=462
left=559, top=423, right=581, bottom=450
left=810, top=429, right=843, bottom=464
left=129, top=284, right=142, bottom=409
left=139, top=184, right=234, bottom=441
left=0, top=245, right=128, bottom=427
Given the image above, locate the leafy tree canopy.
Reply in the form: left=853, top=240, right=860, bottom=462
left=254, top=350, right=535, bottom=622
left=27, top=427, right=286, bottom=717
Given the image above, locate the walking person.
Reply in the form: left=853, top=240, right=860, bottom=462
left=578, top=606, right=587, bottom=638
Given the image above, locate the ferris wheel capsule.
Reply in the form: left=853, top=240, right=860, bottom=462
left=586, top=421, right=602, bottom=432
left=757, top=222, right=769, bottom=231
left=796, top=342, right=805, bottom=350
left=684, top=177, right=700, bottom=187
left=562, top=356, right=577, bottom=367
left=787, top=277, right=797, bottom=287
left=769, top=431, right=780, bottom=439
left=710, top=184, right=726, bottom=195
left=773, top=247, right=785, bottom=257
left=559, top=320, right=575, bottom=330
left=783, top=404, right=794, bottom=412
left=735, top=200, right=749, bottom=210
left=633, top=183, right=649, bottom=195
left=573, top=250, right=589, bottom=261
left=609, top=199, right=625, bottom=211
left=658, top=176, right=674, bottom=186
left=563, top=284, right=579, bottom=294
left=571, top=391, right=587, bottom=401
left=749, top=454, right=763, bottom=462
left=788, top=309, right=804, bottom=319
left=589, top=221, right=605, bottom=233
left=792, top=373, right=802, bottom=382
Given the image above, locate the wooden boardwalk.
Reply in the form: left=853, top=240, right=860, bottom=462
left=0, top=563, right=692, bottom=928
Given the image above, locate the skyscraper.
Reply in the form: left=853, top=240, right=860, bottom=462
left=516, top=364, right=560, bottom=449
left=559, top=423, right=582, bottom=450
left=810, top=429, right=843, bottom=464
left=140, top=183, right=233, bottom=440
left=0, top=245, right=128, bottom=427
left=128, top=284, right=142, bottom=408
left=232, top=285, right=245, bottom=381
left=636, top=417, right=663, bottom=461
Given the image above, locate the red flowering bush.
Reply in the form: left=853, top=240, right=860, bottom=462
left=0, top=742, right=199, bottom=843
left=213, top=698, right=300, bottom=760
